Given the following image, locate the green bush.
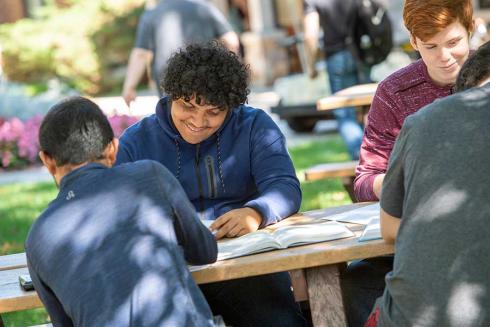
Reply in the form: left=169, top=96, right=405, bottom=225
left=0, top=0, right=144, bottom=95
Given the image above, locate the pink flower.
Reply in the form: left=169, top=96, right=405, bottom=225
left=0, top=118, right=24, bottom=143
left=17, top=115, right=42, bottom=161
left=1, top=151, right=12, bottom=167
left=109, top=115, right=139, bottom=138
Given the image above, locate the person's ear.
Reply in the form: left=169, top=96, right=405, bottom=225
left=39, top=151, right=57, bottom=176
left=409, top=34, right=419, bottom=51
left=105, top=138, right=119, bottom=167
left=471, top=18, right=476, bottom=35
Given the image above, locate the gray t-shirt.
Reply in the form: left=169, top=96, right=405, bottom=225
left=134, top=0, right=233, bottom=86
left=379, top=83, right=490, bottom=326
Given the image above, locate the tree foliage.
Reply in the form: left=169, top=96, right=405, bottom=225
left=0, top=0, right=145, bottom=95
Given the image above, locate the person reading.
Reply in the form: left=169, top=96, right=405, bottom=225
left=364, top=40, right=490, bottom=327
left=116, top=42, right=306, bottom=326
left=26, top=96, right=217, bottom=326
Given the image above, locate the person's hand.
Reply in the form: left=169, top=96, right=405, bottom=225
left=122, top=87, right=137, bottom=107
left=308, top=67, right=318, bottom=79
left=210, top=207, right=263, bottom=240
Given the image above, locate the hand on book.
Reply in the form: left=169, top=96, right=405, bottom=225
left=210, top=207, right=263, bottom=240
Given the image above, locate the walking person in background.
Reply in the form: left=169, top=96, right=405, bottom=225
left=122, top=0, right=239, bottom=105
left=117, top=42, right=306, bottom=327
left=303, top=0, right=370, bottom=160
left=342, top=1, right=475, bottom=326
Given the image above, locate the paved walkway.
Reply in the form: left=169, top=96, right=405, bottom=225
left=0, top=88, right=337, bottom=185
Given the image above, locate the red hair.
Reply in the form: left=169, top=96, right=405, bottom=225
left=403, top=0, right=474, bottom=41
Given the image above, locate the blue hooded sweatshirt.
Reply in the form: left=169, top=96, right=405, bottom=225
left=116, top=97, right=301, bottom=227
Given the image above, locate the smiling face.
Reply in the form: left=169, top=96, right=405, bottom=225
left=170, top=97, right=228, bottom=144
left=411, top=21, right=471, bottom=86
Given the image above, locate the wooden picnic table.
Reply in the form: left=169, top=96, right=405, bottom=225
left=0, top=203, right=393, bottom=326
left=316, top=83, right=378, bottom=112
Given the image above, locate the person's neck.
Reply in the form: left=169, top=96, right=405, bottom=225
left=427, top=67, right=455, bottom=88
left=54, top=159, right=110, bottom=187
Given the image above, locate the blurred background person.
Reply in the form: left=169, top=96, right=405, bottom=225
left=122, top=0, right=240, bottom=106
left=303, top=0, right=373, bottom=160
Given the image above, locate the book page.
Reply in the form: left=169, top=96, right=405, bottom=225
left=272, top=221, right=354, bottom=248
left=200, top=219, right=214, bottom=228
left=323, top=202, right=380, bottom=225
left=217, top=231, right=281, bottom=260
left=359, top=217, right=381, bottom=242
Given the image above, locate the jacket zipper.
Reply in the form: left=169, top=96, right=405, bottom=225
left=205, top=155, right=217, bottom=199
left=194, top=144, right=205, bottom=217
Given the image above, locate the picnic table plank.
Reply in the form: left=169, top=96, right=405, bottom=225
left=0, top=253, right=27, bottom=272
left=304, top=161, right=358, bottom=181
left=316, top=83, right=378, bottom=111
left=0, top=267, right=42, bottom=313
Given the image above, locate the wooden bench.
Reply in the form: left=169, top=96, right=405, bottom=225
left=303, top=83, right=378, bottom=202
left=304, top=161, right=358, bottom=202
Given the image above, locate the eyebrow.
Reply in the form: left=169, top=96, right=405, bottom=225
left=182, top=99, right=222, bottom=111
left=422, top=36, right=463, bottom=46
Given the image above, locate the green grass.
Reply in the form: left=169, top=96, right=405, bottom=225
left=289, top=135, right=352, bottom=211
left=0, top=134, right=352, bottom=326
left=0, top=182, right=58, bottom=255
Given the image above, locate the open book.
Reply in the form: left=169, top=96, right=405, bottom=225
left=217, top=221, right=354, bottom=260
left=318, top=202, right=382, bottom=242
left=359, top=217, right=381, bottom=242
left=323, top=202, right=380, bottom=225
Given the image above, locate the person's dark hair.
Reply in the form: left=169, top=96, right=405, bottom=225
left=161, top=41, right=250, bottom=110
left=39, top=96, right=114, bottom=166
left=455, top=41, right=490, bottom=92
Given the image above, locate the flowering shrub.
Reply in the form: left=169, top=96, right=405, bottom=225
left=0, top=114, right=139, bottom=169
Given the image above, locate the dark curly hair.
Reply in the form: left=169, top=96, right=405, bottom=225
left=455, top=41, right=490, bottom=92
left=161, top=41, right=250, bottom=110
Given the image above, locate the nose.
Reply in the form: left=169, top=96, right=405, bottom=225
left=190, top=110, right=207, bottom=127
left=439, top=47, right=452, bottom=63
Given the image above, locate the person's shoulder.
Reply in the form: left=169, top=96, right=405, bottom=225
left=377, top=59, right=427, bottom=94
left=114, top=159, right=165, bottom=175
left=236, top=105, right=282, bottom=133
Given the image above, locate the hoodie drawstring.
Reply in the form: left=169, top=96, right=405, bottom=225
left=173, top=134, right=225, bottom=194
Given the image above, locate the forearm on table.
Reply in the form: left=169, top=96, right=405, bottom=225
left=245, top=183, right=301, bottom=227
left=354, top=173, right=381, bottom=202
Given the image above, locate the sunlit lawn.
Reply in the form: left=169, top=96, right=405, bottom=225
left=0, top=134, right=352, bottom=326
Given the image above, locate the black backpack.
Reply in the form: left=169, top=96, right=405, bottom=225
left=350, top=0, right=393, bottom=67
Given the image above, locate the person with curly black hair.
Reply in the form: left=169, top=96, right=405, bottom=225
left=116, top=42, right=306, bottom=327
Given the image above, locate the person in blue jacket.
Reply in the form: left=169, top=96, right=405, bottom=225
left=116, top=41, right=306, bottom=327
left=28, top=96, right=217, bottom=326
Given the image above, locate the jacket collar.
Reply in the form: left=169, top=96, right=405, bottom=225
left=59, top=163, right=107, bottom=192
